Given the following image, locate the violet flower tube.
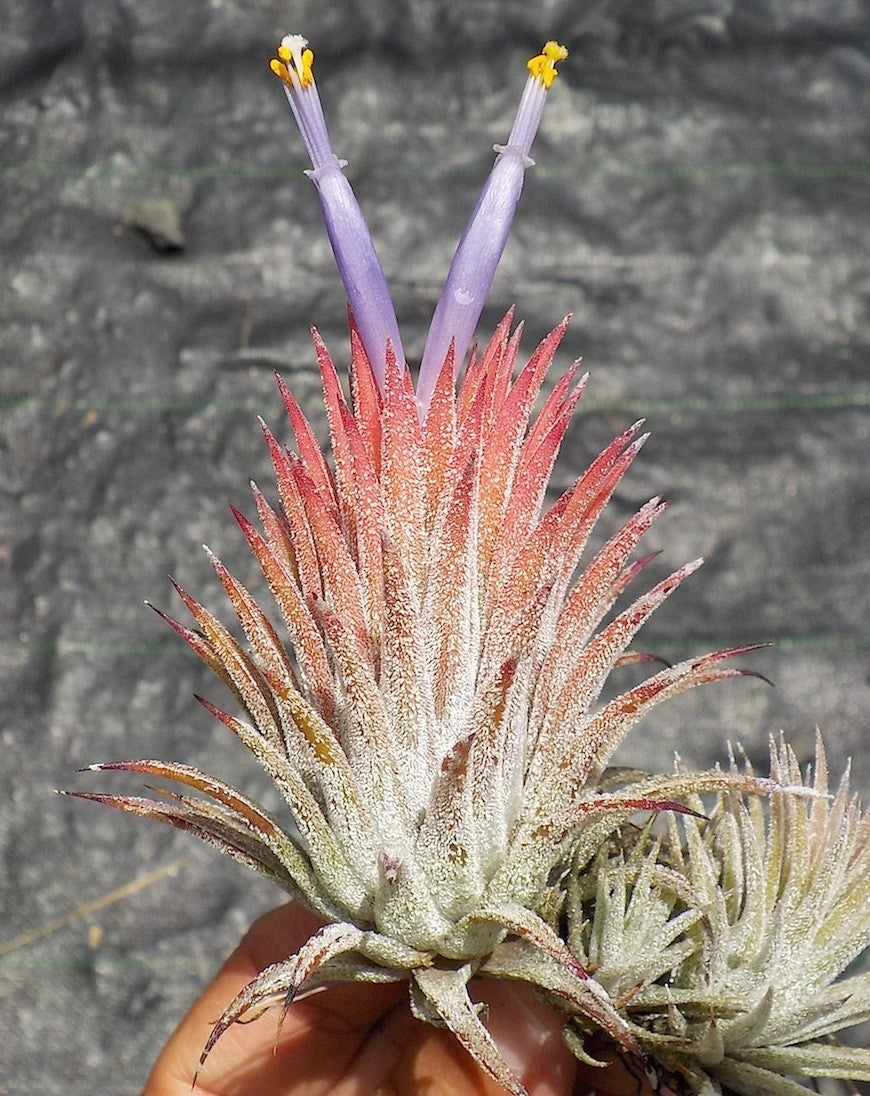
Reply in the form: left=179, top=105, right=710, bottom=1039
left=270, top=35, right=404, bottom=388
left=416, top=42, right=567, bottom=419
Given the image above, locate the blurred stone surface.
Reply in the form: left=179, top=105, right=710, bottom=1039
left=121, top=197, right=185, bottom=253
left=0, top=0, right=867, bottom=1091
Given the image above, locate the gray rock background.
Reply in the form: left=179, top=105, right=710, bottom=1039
left=0, top=0, right=867, bottom=1092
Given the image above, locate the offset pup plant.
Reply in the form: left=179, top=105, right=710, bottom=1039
left=554, top=737, right=870, bottom=1093
left=65, top=35, right=869, bottom=1096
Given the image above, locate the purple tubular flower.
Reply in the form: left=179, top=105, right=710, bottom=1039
left=415, top=42, right=568, bottom=419
left=271, top=35, right=404, bottom=389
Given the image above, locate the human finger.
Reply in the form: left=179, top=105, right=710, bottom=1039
left=142, top=903, right=408, bottom=1096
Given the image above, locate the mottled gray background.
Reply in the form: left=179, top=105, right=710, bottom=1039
left=1, top=0, right=868, bottom=1092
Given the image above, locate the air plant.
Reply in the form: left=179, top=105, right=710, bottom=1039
left=62, top=34, right=866, bottom=1096
left=556, top=736, right=870, bottom=1094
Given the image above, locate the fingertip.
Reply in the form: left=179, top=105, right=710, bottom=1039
left=234, top=902, right=326, bottom=975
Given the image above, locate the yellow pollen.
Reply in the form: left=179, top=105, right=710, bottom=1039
left=270, top=35, right=315, bottom=88
left=526, top=40, right=568, bottom=88
left=269, top=58, right=291, bottom=84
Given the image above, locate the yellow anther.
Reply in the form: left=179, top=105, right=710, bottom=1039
left=297, top=47, right=314, bottom=86
left=270, top=34, right=315, bottom=89
left=543, top=40, right=569, bottom=61
left=527, top=40, right=568, bottom=88
left=269, top=58, right=292, bottom=85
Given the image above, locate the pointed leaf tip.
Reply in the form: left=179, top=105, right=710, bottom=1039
left=737, top=668, right=775, bottom=688
left=715, top=642, right=770, bottom=659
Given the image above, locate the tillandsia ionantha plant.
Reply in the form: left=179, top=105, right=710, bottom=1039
left=62, top=34, right=868, bottom=1096
left=554, top=736, right=870, bottom=1094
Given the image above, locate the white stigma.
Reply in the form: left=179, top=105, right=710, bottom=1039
left=281, top=34, right=310, bottom=75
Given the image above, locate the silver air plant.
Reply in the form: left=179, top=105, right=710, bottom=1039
left=556, top=736, right=870, bottom=1094
left=65, top=34, right=869, bottom=1096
